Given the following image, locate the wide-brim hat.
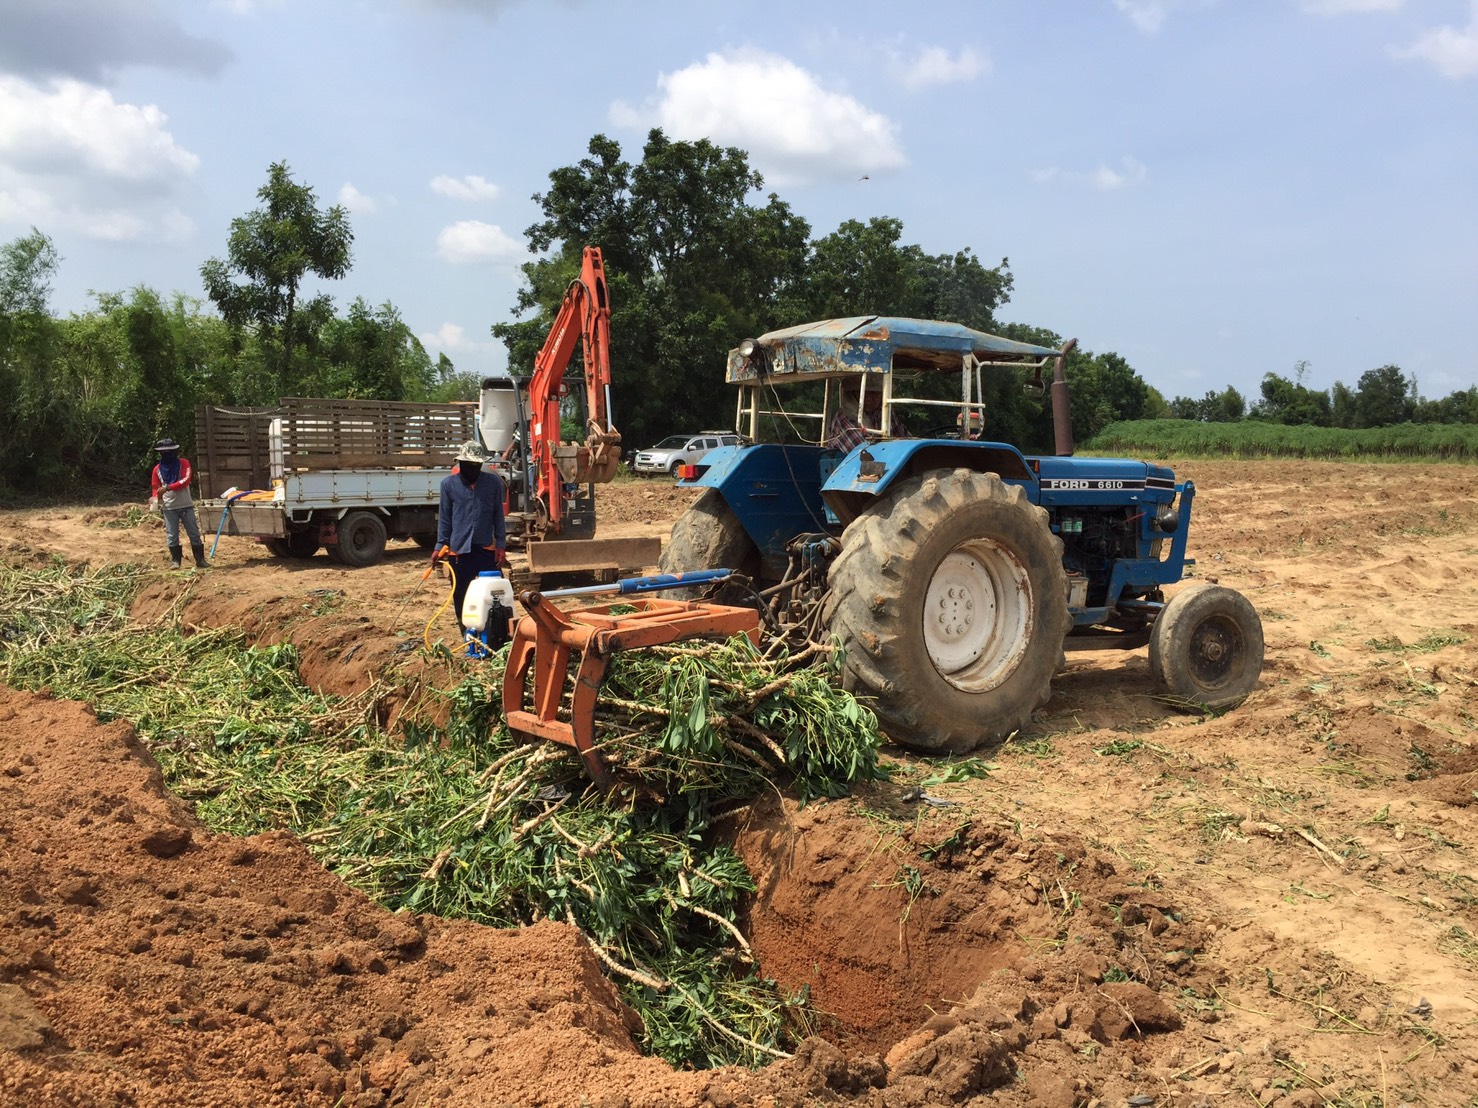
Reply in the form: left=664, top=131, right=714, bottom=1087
left=455, top=440, right=489, bottom=464
left=154, top=438, right=180, bottom=452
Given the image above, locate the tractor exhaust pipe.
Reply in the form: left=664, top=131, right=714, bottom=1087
left=1052, top=338, right=1077, bottom=457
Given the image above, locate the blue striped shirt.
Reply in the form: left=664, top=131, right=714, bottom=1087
left=436, top=471, right=507, bottom=553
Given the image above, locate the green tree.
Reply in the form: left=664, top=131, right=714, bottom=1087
left=1171, top=387, right=1244, bottom=422
left=1330, top=380, right=1357, bottom=428
left=1250, top=371, right=1332, bottom=426
left=1068, top=350, right=1154, bottom=443
left=200, top=161, right=353, bottom=395
left=313, top=299, right=435, bottom=401
left=0, top=229, right=64, bottom=488
left=805, top=217, right=925, bottom=319
left=1353, top=364, right=1414, bottom=428
left=499, top=131, right=812, bottom=448
left=1414, top=386, right=1478, bottom=425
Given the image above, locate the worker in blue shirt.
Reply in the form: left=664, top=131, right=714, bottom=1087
left=434, top=440, right=508, bottom=629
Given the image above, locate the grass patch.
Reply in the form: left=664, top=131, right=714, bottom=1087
left=1367, top=630, right=1469, bottom=654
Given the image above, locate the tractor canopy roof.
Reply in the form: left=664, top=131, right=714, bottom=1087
left=725, top=316, right=1061, bottom=385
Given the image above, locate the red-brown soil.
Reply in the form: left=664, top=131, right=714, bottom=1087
left=3, top=462, right=1477, bottom=1107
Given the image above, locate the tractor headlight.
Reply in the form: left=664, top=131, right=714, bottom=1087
left=1154, top=500, right=1181, bottom=533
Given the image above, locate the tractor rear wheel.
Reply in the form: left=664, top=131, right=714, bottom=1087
left=660, top=488, right=760, bottom=596
left=330, top=511, right=388, bottom=568
left=823, top=468, right=1069, bottom=754
left=1148, top=583, right=1263, bottom=710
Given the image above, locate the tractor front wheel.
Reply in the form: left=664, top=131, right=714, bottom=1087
left=1148, top=583, right=1263, bottom=710
left=660, top=488, right=760, bottom=597
left=823, top=468, right=1069, bottom=753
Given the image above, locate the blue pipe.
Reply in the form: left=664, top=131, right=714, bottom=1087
left=209, top=490, right=255, bottom=560
left=534, top=568, right=734, bottom=600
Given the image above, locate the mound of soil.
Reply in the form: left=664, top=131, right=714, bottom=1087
left=0, top=688, right=712, bottom=1108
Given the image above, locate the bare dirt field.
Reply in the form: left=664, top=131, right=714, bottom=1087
left=2, top=461, right=1476, bottom=1107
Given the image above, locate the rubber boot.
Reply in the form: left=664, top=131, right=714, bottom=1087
left=191, top=542, right=208, bottom=568
left=168, top=544, right=182, bottom=569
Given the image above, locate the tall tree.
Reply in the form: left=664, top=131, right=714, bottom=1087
left=1250, top=371, right=1332, bottom=426
left=500, top=131, right=812, bottom=448
left=200, top=161, right=353, bottom=394
left=1353, top=364, right=1414, bottom=427
left=0, top=229, right=64, bottom=487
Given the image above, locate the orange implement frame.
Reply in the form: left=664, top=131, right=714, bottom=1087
left=502, top=593, right=761, bottom=787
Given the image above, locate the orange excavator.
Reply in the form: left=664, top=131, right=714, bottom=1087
left=482, top=246, right=656, bottom=578
left=525, top=245, right=622, bottom=532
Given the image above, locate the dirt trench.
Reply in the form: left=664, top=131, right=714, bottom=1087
left=3, top=462, right=1478, bottom=1106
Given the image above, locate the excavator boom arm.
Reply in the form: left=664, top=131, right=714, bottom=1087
left=526, top=246, right=621, bottom=529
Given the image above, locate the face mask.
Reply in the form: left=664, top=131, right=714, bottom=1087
left=459, top=462, right=481, bottom=485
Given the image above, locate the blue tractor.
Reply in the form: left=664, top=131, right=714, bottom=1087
left=658, top=317, right=1264, bottom=754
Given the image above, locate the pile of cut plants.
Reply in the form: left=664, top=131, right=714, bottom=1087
left=0, top=558, right=885, bottom=1068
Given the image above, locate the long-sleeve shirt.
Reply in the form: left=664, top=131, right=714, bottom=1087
left=826, top=408, right=909, bottom=453
left=436, top=471, right=507, bottom=554
left=151, top=458, right=194, bottom=511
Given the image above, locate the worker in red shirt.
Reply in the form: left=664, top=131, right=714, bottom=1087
left=150, top=438, right=207, bottom=569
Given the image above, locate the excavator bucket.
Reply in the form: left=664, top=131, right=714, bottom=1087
left=502, top=583, right=760, bottom=787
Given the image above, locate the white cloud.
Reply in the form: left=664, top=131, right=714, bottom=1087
left=609, top=48, right=905, bottom=186
left=0, top=75, right=199, bottom=182
left=420, top=321, right=482, bottom=355
left=1298, top=0, right=1404, bottom=14
left=424, top=322, right=467, bottom=350
left=430, top=173, right=501, bottom=202
left=420, top=321, right=497, bottom=366
left=1111, top=0, right=1221, bottom=33
left=887, top=45, right=988, bottom=90
left=338, top=182, right=377, bottom=214
left=1392, top=2, right=1478, bottom=78
left=0, top=75, right=199, bottom=241
left=1113, top=0, right=1178, bottom=33
left=436, top=220, right=521, bottom=264
left=1031, top=156, right=1148, bottom=190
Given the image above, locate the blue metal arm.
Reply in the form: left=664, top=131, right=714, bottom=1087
left=535, top=569, right=734, bottom=600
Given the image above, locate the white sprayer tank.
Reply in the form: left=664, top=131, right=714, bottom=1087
left=478, top=376, right=520, bottom=455
left=462, top=570, right=515, bottom=633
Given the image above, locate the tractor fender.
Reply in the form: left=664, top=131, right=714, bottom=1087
left=820, top=438, right=1037, bottom=528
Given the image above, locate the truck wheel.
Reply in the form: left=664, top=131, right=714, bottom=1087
left=332, top=511, right=388, bottom=567
left=411, top=532, right=438, bottom=551
left=1148, top=583, right=1263, bottom=710
left=284, top=530, right=319, bottom=558
left=823, top=468, right=1069, bottom=754
left=660, top=489, right=760, bottom=593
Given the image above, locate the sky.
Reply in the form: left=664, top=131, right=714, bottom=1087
left=2, top=0, right=1476, bottom=410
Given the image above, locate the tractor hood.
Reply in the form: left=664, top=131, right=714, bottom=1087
left=726, top=316, right=1061, bottom=383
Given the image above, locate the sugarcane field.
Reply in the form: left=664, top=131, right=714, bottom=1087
left=1, top=459, right=1475, bottom=1108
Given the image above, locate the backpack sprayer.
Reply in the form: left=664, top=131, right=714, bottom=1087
left=461, top=569, right=516, bottom=657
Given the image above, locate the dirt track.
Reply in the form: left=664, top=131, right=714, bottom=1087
left=2, top=461, right=1476, bottom=1107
